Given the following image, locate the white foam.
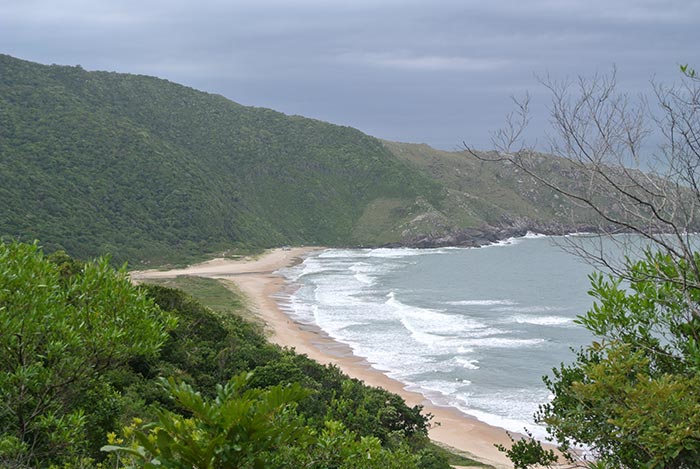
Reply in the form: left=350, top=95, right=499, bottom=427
left=418, top=379, right=466, bottom=396
left=489, top=237, right=520, bottom=247
left=349, top=262, right=378, bottom=286
left=455, top=405, right=548, bottom=440
left=455, top=389, right=551, bottom=440
left=281, top=244, right=588, bottom=448
left=509, top=315, right=574, bottom=326
left=446, top=299, right=517, bottom=306
left=386, top=292, right=487, bottom=346
left=464, top=337, right=546, bottom=348
left=353, top=273, right=374, bottom=285
left=282, top=257, right=337, bottom=281
left=452, top=356, right=480, bottom=370
left=366, top=247, right=432, bottom=258
left=400, top=322, right=445, bottom=347
left=317, top=249, right=366, bottom=259
left=494, top=305, right=562, bottom=313
left=524, top=231, right=548, bottom=239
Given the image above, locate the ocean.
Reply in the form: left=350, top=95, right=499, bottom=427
left=279, top=234, right=598, bottom=438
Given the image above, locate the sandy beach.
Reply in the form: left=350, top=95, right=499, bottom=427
left=133, top=248, right=514, bottom=468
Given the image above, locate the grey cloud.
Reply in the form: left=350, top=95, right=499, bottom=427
left=1, top=0, right=698, bottom=149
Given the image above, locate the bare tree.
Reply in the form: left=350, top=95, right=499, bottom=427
left=466, top=68, right=700, bottom=290
left=467, top=68, right=700, bottom=468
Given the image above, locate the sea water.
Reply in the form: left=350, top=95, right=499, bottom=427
left=279, top=234, right=597, bottom=438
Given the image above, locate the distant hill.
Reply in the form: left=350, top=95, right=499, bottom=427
left=0, top=54, right=598, bottom=265
left=381, top=141, right=602, bottom=246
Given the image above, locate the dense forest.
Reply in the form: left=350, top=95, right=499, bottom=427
left=0, top=54, right=444, bottom=264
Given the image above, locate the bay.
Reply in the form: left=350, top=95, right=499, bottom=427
left=280, top=234, right=598, bottom=437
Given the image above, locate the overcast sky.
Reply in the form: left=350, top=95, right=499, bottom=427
left=2, top=0, right=699, bottom=150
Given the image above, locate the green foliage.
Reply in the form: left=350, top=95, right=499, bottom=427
left=0, top=54, right=442, bottom=264
left=494, top=430, right=557, bottom=469
left=138, top=284, right=277, bottom=393
left=0, top=246, right=447, bottom=467
left=418, top=442, right=486, bottom=468
left=0, top=54, right=614, bottom=264
left=0, top=241, right=172, bottom=467
left=103, top=373, right=312, bottom=468
left=135, top=285, right=446, bottom=467
left=681, top=64, right=697, bottom=79
left=103, top=373, right=422, bottom=469
left=143, top=276, right=253, bottom=324
left=383, top=141, right=604, bottom=232
left=534, top=251, right=700, bottom=467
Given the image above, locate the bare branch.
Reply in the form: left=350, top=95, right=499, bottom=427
left=467, top=70, right=700, bottom=291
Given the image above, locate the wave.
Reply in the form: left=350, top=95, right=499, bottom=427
left=493, top=305, right=563, bottom=314
left=509, top=314, right=574, bottom=326
left=453, top=403, right=549, bottom=441
left=488, top=237, right=521, bottom=247
left=278, top=242, right=597, bottom=446
left=464, top=337, right=546, bottom=348
left=349, top=262, right=379, bottom=286
left=523, top=231, right=549, bottom=239
left=318, top=247, right=447, bottom=259
left=452, top=356, right=480, bottom=370
left=415, top=379, right=468, bottom=397
left=317, top=249, right=366, bottom=259
left=485, top=232, right=551, bottom=247
left=446, top=299, right=516, bottom=306
left=281, top=257, right=342, bottom=281
left=366, top=247, right=442, bottom=258
left=385, top=292, right=488, bottom=347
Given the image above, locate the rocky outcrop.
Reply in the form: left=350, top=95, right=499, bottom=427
left=389, top=220, right=603, bottom=249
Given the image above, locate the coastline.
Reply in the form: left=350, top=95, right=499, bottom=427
left=133, top=247, right=514, bottom=468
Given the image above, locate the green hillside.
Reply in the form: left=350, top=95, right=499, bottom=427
left=381, top=141, right=602, bottom=245
left=1, top=54, right=616, bottom=265
left=0, top=54, right=442, bottom=264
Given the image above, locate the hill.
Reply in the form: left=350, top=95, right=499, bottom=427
left=0, top=54, right=442, bottom=264
left=381, top=141, right=601, bottom=246
left=1, top=54, right=600, bottom=264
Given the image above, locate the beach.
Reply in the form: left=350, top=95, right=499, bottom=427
left=133, top=248, right=515, bottom=468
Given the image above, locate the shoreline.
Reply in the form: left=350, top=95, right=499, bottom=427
left=132, top=247, right=514, bottom=468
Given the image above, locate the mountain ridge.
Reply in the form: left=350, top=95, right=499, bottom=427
left=1, top=54, right=597, bottom=265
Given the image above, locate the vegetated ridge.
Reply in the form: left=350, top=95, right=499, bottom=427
left=381, top=141, right=604, bottom=247
left=1, top=54, right=599, bottom=265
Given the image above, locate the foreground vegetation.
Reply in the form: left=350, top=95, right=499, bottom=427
left=491, top=68, right=700, bottom=468
left=501, top=252, right=700, bottom=468
left=0, top=241, right=466, bottom=468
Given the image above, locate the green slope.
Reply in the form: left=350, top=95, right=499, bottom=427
left=2, top=54, right=622, bottom=265
left=0, top=54, right=441, bottom=264
left=382, top=141, right=602, bottom=240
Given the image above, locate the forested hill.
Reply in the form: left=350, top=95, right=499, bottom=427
left=0, top=54, right=443, bottom=264
left=1, top=54, right=606, bottom=265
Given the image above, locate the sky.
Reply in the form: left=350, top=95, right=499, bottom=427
left=2, top=0, right=699, bottom=150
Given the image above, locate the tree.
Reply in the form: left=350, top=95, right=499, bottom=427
left=467, top=68, right=700, bottom=286
left=538, top=252, right=700, bottom=467
left=102, top=372, right=422, bottom=469
left=467, top=69, right=700, bottom=467
left=0, top=241, right=173, bottom=467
